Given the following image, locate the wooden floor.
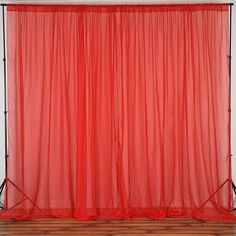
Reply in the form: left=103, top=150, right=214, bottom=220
left=0, top=218, right=236, bottom=236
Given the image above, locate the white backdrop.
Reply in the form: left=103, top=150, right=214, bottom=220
left=0, top=0, right=235, bottom=185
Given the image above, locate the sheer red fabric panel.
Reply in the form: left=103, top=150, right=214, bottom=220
left=0, top=4, right=235, bottom=220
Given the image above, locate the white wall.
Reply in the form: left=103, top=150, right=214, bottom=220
left=0, top=0, right=235, bottom=185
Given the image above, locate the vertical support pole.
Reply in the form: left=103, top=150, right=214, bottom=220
left=229, top=5, right=232, bottom=129
left=229, top=4, right=235, bottom=212
left=1, top=3, right=8, bottom=210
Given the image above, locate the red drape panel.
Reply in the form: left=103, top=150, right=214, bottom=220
left=0, top=4, right=235, bottom=220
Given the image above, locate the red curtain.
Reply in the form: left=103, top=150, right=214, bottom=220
left=0, top=4, right=235, bottom=221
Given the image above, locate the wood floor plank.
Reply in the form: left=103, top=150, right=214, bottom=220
left=0, top=218, right=235, bottom=235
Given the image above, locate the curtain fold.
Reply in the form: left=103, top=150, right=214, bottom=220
left=0, top=4, right=235, bottom=220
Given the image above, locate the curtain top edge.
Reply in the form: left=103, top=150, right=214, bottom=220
left=7, top=4, right=229, bottom=12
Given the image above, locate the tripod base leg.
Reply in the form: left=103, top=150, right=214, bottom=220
left=0, top=179, right=6, bottom=209
left=232, top=182, right=236, bottom=212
